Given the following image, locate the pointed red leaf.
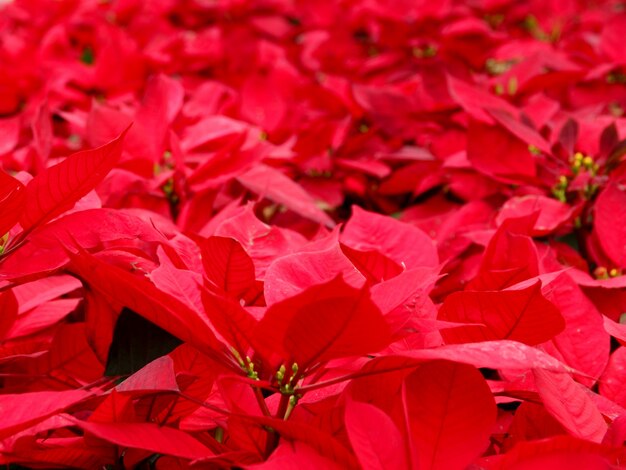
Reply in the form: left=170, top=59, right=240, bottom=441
left=0, top=289, right=17, bottom=339
left=340, top=244, right=403, bottom=283
left=20, top=127, right=130, bottom=233
left=345, top=400, right=408, bottom=470
left=399, top=340, right=570, bottom=372
left=438, top=282, right=564, bottom=345
left=84, top=289, right=118, bottom=364
left=201, top=287, right=258, bottom=356
left=248, top=440, right=344, bottom=470
left=447, top=74, right=519, bottom=124
left=533, top=368, right=607, bottom=443
left=254, top=276, right=391, bottom=371
left=0, top=389, right=92, bottom=439
left=0, top=208, right=166, bottom=283
left=200, top=236, right=255, bottom=297
left=594, top=182, right=626, bottom=267
left=599, top=347, right=626, bottom=408
left=69, top=419, right=214, bottom=460
left=27, top=323, right=104, bottom=386
left=403, top=361, right=496, bottom=470
left=467, top=119, right=536, bottom=183
left=470, top=219, right=539, bottom=291
left=237, top=164, right=335, bottom=227
left=117, top=356, right=180, bottom=394
left=490, top=435, right=624, bottom=470
left=342, top=206, right=438, bottom=269
left=264, top=240, right=365, bottom=306
left=496, top=195, right=574, bottom=236
left=149, top=247, right=203, bottom=312
left=0, top=169, right=25, bottom=236
left=541, top=274, right=609, bottom=385
left=66, top=247, right=223, bottom=358
left=236, top=414, right=359, bottom=469
left=489, top=108, right=551, bottom=154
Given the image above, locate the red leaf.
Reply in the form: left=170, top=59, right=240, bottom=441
left=470, top=219, right=539, bottom=291
left=496, top=195, right=574, bottom=236
left=0, top=116, right=20, bottom=156
left=149, top=247, right=203, bottom=312
left=403, top=361, right=496, bottom=470
left=69, top=419, right=214, bottom=460
left=0, top=389, right=92, bottom=439
left=601, top=14, right=626, bottom=64
left=0, top=289, right=18, bottom=339
left=264, top=239, right=365, bottom=306
left=248, top=441, right=344, bottom=470
left=447, top=74, right=519, bottom=124
left=341, top=206, right=438, bottom=269
left=438, top=282, right=564, bottom=345
left=398, top=340, right=570, bottom=372
left=84, top=289, right=118, bottom=363
left=237, top=164, right=335, bottom=227
left=541, top=274, right=609, bottom=386
left=201, top=287, right=258, bottom=356
left=0, top=169, right=25, bottom=237
left=0, top=208, right=166, bottom=283
left=486, top=435, right=624, bottom=470
left=254, top=276, right=391, bottom=372
left=66, top=247, right=224, bottom=359
left=594, top=182, right=626, bottom=267
left=117, top=356, right=180, bottom=394
left=19, top=126, right=130, bottom=233
left=31, top=101, right=53, bottom=165
left=466, top=119, right=536, bottom=183
left=127, top=74, right=184, bottom=162
left=27, top=323, right=104, bottom=386
left=344, top=399, right=408, bottom=470
left=533, top=368, right=607, bottom=443
left=340, top=244, right=403, bottom=283
left=236, top=414, right=360, bottom=469
left=488, top=108, right=551, bottom=154
left=504, top=402, right=567, bottom=449
left=200, top=236, right=256, bottom=297
left=6, top=299, right=79, bottom=341
left=599, top=347, right=626, bottom=408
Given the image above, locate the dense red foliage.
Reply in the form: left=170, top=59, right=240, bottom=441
left=1, top=0, right=626, bottom=468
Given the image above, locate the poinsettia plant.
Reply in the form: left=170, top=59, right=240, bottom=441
left=1, top=0, right=626, bottom=468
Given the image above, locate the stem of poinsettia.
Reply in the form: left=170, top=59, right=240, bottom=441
left=264, top=393, right=290, bottom=456
left=276, top=393, right=290, bottom=420
left=253, top=385, right=272, bottom=417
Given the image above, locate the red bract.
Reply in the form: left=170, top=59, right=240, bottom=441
left=1, top=0, right=626, bottom=467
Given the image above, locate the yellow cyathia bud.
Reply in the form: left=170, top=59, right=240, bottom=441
left=594, top=266, right=609, bottom=279
left=573, top=152, right=584, bottom=162
left=582, top=155, right=594, bottom=169
left=276, top=364, right=286, bottom=383
left=610, top=268, right=620, bottom=278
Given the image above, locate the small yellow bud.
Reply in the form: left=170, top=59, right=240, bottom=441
left=594, top=266, right=609, bottom=279
left=276, top=364, right=286, bottom=383
left=582, top=156, right=594, bottom=168
left=610, top=268, right=620, bottom=278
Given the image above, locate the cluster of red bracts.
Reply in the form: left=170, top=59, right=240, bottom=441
left=1, top=0, right=626, bottom=468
